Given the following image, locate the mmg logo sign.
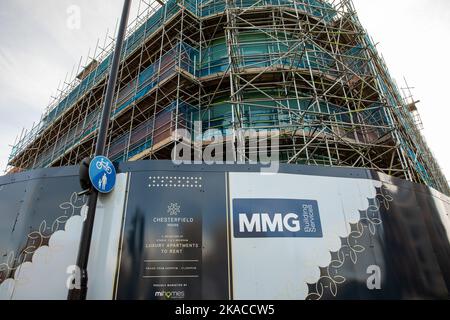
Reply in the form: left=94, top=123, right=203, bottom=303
left=233, top=199, right=323, bottom=238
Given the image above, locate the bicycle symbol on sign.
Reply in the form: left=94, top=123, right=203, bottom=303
left=95, top=158, right=113, bottom=174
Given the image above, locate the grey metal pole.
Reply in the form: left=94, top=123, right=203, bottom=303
left=68, top=0, right=132, bottom=300
left=96, top=0, right=132, bottom=156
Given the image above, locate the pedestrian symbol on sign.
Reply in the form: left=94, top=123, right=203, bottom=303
left=98, top=173, right=108, bottom=191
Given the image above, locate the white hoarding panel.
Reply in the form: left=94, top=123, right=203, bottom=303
left=229, top=172, right=381, bottom=300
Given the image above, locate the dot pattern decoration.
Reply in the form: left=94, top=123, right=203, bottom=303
left=148, top=176, right=203, bottom=188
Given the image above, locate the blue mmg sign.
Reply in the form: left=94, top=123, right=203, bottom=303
left=89, top=156, right=116, bottom=194
left=233, top=199, right=323, bottom=238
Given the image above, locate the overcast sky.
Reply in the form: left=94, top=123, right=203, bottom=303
left=0, top=0, right=449, bottom=181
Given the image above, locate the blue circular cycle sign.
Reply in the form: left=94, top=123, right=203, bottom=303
left=89, top=156, right=116, bottom=194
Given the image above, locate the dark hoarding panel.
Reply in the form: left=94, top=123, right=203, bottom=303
left=115, top=171, right=229, bottom=300
left=0, top=172, right=127, bottom=300
left=0, top=162, right=449, bottom=300
left=0, top=168, right=86, bottom=292
left=307, top=183, right=450, bottom=300
left=374, top=172, right=450, bottom=297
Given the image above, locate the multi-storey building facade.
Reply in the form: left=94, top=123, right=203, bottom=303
left=7, top=0, right=449, bottom=194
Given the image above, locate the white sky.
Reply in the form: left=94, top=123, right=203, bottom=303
left=0, top=0, right=448, bottom=182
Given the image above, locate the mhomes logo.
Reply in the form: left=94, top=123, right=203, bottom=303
left=155, top=290, right=185, bottom=299
left=233, top=199, right=323, bottom=238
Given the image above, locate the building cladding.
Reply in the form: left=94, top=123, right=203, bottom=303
left=7, top=0, right=450, bottom=194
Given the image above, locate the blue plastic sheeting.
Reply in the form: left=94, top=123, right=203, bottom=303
left=407, top=148, right=433, bottom=188
left=366, top=30, right=434, bottom=186
left=113, top=43, right=198, bottom=116
left=12, top=0, right=338, bottom=160
left=199, top=92, right=387, bottom=135
left=30, top=42, right=199, bottom=168
left=197, top=34, right=338, bottom=77
left=41, top=0, right=336, bottom=128
left=40, top=0, right=180, bottom=130
left=43, top=55, right=113, bottom=126
left=196, top=0, right=336, bottom=21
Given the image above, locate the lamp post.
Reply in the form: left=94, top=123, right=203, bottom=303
left=68, top=0, right=132, bottom=300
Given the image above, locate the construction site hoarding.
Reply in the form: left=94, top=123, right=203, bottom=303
left=0, top=161, right=449, bottom=300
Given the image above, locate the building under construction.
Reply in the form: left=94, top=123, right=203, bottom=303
left=7, top=0, right=449, bottom=195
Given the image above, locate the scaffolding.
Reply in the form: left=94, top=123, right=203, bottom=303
left=7, top=0, right=450, bottom=195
